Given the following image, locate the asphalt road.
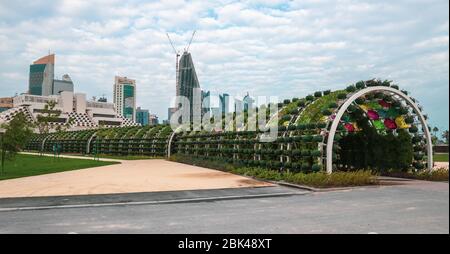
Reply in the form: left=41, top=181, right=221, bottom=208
left=0, top=181, right=448, bottom=234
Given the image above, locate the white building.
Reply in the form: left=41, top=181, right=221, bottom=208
left=113, top=76, right=136, bottom=121
left=0, top=91, right=139, bottom=132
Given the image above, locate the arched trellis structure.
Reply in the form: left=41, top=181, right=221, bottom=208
left=23, top=80, right=433, bottom=175
left=325, top=86, right=433, bottom=173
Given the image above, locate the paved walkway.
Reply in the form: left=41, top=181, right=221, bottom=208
left=0, top=157, right=272, bottom=198
left=0, top=180, right=447, bottom=233
left=434, top=162, right=449, bottom=170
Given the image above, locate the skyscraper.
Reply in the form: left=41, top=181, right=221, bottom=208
left=177, top=52, right=200, bottom=120
left=136, top=107, right=149, bottom=126
left=113, top=76, right=136, bottom=121
left=29, top=54, right=55, bottom=96
left=243, top=92, right=255, bottom=111
left=219, top=93, right=230, bottom=115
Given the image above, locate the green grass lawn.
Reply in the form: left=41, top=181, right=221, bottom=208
left=0, top=154, right=119, bottom=181
left=434, top=153, right=449, bottom=162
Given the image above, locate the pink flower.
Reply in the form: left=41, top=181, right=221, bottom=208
left=344, top=123, right=355, bottom=132
left=367, top=110, right=380, bottom=120
left=384, top=118, right=397, bottom=129
left=378, top=100, right=391, bottom=108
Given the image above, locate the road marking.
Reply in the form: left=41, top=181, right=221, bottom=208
left=0, top=191, right=308, bottom=212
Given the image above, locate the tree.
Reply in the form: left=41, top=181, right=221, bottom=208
left=35, top=100, right=73, bottom=155
left=432, top=126, right=439, bottom=138
left=442, top=130, right=449, bottom=144
left=0, top=113, right=33, bottom=174
left=35, top=100, right=60, bottom=135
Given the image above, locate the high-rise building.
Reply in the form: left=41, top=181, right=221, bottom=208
left=177, top=52, right=200, bottom=120
left=243, top=92, right=255, bottom=111
left=149, top=114, right=159, bottom=125
left=201, top=90, right=210, bottom=118
left=113, top=76, right=136, bottom=121
left=29, top=54, right=55, bottom=96
left=53, top=74, right=74, bottom=95
left=168, top=107, right=177, bottom=122
left=136, top=107, right=149, bottom=126
left=219, top=93, right=230, bottom=115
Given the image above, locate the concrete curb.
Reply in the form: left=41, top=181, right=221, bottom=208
left=0, top=191, right=308, bottom=212
left=19, top=152, right=124, bottom=163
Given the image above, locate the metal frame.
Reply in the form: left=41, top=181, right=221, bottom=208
left=326, top=86, right=433, bottom=174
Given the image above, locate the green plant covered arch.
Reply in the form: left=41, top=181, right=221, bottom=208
left=24, top=79, right=433, bottom=174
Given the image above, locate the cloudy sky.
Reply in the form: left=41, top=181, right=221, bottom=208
left=0, top=0, right=448, bottom=131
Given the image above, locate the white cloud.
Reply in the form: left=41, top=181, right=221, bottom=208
left=0, top=0, right=448, bottom=130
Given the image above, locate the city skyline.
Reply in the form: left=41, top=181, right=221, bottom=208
left=0, top=0, right=448, bottom=132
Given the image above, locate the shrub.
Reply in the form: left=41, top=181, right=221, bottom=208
left=337, top=93, right=347, bottom=100
left=414, top=168, right=449, bottom=181
left=409, top=126, right=418, bottom=133
left=306, top=95, right=314, bottom=101
left=399, top=107, right=409, bottom=115
left=310, top=150, right=322, bottom=157
left=283, top=99, right=291, bottom=105
left=296, top=124, right=307, bottom=130
left=289, top=108, right=299, bottom=114
left=321, top=109, right=332, bottom=116
left=328, top=102, right=338, bottom=109
left=311, top=164, right=322, bottom=171
left=292, top=98, right=299, bottom=102
left=312, top=135, right=323, bottom=142
left=323, top=90, right=331, bottom=95
left=355, top=98, right=365, bottom=105
left=302, top=135, right=313, bottom=142
left=297, top=100, right=306, bottom=107
left=301, top=150, right=310, bottom=156
left=405, top=116, right=414, bottom=124
left=301, top=163, right=311, bottom=171
left=355, top=81, right=365, bottom=89
left=317, top=122, right=327, bottom=129
left=391, top=84, right=399, bottom=90
left=412, top=136, right=422, bottom=143
left=288, top=125, right=296, bottom=131
left=414, top=152, right=424, bottom=160
left=314, top=91, right=322, bottom=98
left=281, top=114, right=291, bottom=121
left=346, top=85, right=356, bottom=92
left=307, top=123, right=317, bottom=129
left=413, top=162, right=424, bottom=170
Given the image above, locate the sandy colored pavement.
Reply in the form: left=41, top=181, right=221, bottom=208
left=0, top=159, right=272, bottom=198
left=434, top=162, right=449, bottom=170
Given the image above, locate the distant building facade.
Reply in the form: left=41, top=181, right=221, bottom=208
left=219, top=93, right=230, bottom=115
left=136, top=107, right=149, bottom=126
left=0, top=97, right=13, bottom=112
left=149, top=114, right=159, bottom=125
left=0, top=92, right=139, bottom=130
left=177, top=52, right=200, bottom=121
left=53, top=74, right=74, bottom=95
left=113, top=76, right=136, bottom=121
left=29, top=54, right=75, bottom=96
left=29, top=54, right=55, bottom=96
left=243, top=92, right=255, bottom=111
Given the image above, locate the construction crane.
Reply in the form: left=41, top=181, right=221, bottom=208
left=185, top=30, right=196, bottom=52
left=166, top=33, right=181, bottom=96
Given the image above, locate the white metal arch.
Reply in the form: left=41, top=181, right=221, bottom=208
left=326, top=86, right=433, bottom=174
